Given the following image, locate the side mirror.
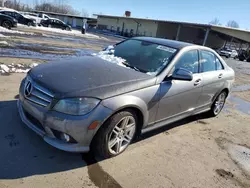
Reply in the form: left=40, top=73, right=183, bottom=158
left=172, top=68, right=193, bottom=81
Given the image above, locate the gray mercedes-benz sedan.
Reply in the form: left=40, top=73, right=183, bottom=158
left=18, top=37, right=235, bottom=158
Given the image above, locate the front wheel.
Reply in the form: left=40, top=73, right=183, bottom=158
left=27, top=22, right=32, bottom=27
left=209, top=91, right=227, bottom=117
left=93, top=110, right=137, bottom=158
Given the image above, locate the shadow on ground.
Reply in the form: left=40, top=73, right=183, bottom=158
left=0, top=99, right=210, bottom=187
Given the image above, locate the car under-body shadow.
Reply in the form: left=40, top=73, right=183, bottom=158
left=0, top=99, right=211, bottom=188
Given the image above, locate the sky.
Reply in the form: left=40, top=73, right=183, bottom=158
left=25, top=0, right=250, bottom=29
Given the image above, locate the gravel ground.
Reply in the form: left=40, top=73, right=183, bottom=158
left=0, top=58, right=249, bottom=188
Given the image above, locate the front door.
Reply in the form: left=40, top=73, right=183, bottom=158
left=156, top=50, right=203, bottom=122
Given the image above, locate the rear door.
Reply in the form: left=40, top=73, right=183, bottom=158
left=198, top=50, right=226, bottom=107
left=156, top=50, right=203, bottom=122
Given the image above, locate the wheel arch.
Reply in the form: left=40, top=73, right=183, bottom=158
left=212, top=87, right=230, bottom=104
left=90, top=104, right=146, bottom=149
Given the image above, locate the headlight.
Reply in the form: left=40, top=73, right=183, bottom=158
left=53, top=98, right=100, bottom=116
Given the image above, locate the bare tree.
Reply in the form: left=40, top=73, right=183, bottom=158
left=34, top=1, right=80, bottom=15
left=209, top=18, right=221, bottom=25
left=81, top=8, right=89, bottom=17
left=226, top=20, right=240, bottom=28
left=3, top=0, right=32, bottom=11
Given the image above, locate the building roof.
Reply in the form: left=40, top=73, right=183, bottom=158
left=32, top=10, right=97, bottom=20
left=96, top=14, right=250, bottom=43
left=96, top=14, right=210, bottom=28
left=133, top=37, right=193, bottom=49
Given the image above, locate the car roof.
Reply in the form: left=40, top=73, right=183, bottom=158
left=132, top=37, right=194, bottom=49
left=0, top=13, right=14, bottom=19
left=0, top=9, right=18, bottom=13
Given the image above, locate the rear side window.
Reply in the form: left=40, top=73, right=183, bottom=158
left=200, top=51, right=216, bottom=72
left=216, top=57, right=224, bottom=70
left=4, top=11, right=12, bottom=17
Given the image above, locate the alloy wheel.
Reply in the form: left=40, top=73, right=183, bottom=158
left=213, top=92, right=226, bottom=115
left=108, top=116, right=136, bottom=155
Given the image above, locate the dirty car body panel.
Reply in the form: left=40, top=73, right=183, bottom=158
left=18, top=37, right=235, bottom=153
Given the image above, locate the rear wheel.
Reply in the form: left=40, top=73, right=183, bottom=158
left=2, top=20, right=12, bottom=29
left=93, top=110, right=137, bottom=158
left=209, top=91, right=227, bottom=117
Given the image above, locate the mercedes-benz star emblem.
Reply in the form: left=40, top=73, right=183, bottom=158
left=24, top=81, right=33, bottom=97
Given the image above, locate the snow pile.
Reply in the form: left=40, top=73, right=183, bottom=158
left=93, top=46, right=127, bottom=68
left=0, top=41, right=8, bottom=45
left=93, top=46, right=157, bottom=76
left=17, top=24, right=103, bottom=39
left=0, top=26, right=34, bottom=35
left=0, top=63, right=39, bottom=74
left=95, top=52, right=127, bottom=68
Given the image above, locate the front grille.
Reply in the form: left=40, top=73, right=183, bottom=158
left=24, top=77, right=54, bottom=107
left=23, top=109, right=45, bottom=132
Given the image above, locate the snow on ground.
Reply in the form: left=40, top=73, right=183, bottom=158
left=0, top=33, right=8, bottom=38
left=0, top=26, right=34, bottom=35
left=17, top=24, right=104, bottom=39
left=0, top=63, right=38, bottom=74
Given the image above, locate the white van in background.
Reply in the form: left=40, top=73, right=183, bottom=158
left=22, top=12, right=51, bottom=24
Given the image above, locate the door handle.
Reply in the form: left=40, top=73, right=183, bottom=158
left=218, top=74, right=223, bottom=79
left=194, top=79, right=202, bottom=86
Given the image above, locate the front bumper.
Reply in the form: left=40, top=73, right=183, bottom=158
left=18, top=79, right=113, bottom=152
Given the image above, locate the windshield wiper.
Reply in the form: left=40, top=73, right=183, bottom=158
left=122, top=62, right=146, bottom=73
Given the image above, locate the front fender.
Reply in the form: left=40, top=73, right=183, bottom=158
left=101, top=95, right=149, bottom=127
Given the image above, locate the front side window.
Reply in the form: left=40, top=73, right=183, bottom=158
left=200, top=51, right=216, bottom=72
left=14, top=12, right=22, bottom=19
left=172, top=50, right=199, bottom=74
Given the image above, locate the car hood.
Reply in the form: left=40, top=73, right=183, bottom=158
left=29, top=56, right=156, bottom=99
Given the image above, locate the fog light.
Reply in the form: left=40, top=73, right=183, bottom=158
left=60, top=133, right=70, bottom=142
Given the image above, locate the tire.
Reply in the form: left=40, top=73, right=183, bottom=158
left=27, top=22, right=32, bottom=27
left=92, top=110, right=138, bottom=159
left=48, top=24, right=52, bottom=28
left=239, top=57, right=245, bottom=61
left=208, top=91, right=227, bottom=117
left=1, top=20, right=12, bottom=29
left=65, top=27, right=70, bottom=31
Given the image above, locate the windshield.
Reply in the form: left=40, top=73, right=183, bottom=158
left=98, top=39, right=177, bottom=75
